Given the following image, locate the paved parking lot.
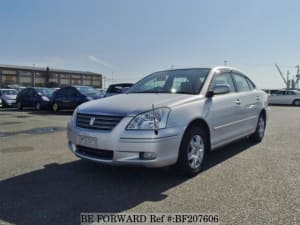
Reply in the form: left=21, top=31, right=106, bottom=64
left=0, top=107, right=299, bottom=225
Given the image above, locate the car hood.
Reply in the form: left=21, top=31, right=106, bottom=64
left=78, top=93, right=204, bottom=116
left=3, top=95, right=17, bottom=100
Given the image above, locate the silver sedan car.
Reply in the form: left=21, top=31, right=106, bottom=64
left=265, top=89, right=300, bottom=106
left=67, top=67, right=268, bottom=175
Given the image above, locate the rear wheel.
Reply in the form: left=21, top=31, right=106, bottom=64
left=250, top=113, right=266, bottom=142
left=17, top=101, right=23, bottom=110
left=293, top=99, right=300, bottom=106
left=52, top=102, right=59, bottom=112
left=176, top=125, right=208, bottom=176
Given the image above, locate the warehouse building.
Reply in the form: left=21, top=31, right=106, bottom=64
left=0, top=64, right=102, bottom=88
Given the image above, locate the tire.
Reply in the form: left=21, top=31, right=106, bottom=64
left=293, top=99, right=300, bottom=106
left=52, top=102, right=59, bottom=112
left=176, top=125, right=209, bottom=176
left=250, top=113, right=266, bottom=143
left=17, top=101, right=23, bottom=110
left=35, top=102, right=41, bottom=111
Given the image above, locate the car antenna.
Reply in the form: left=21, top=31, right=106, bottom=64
left=152, top=104, right=158, bottom=135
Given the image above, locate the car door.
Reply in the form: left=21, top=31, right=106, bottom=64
left=69, top=88, right=83, bottom=109
left=231, top=73, right=258, bottom=134
left=206, top=72, right=242, bottom=148
left=268, top=90, right=281, bottom=104
left=22, top=89, right=35, bottom=107
left=57, top=87, right=73, bottom=109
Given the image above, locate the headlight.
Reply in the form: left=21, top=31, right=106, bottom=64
left=127, top=107, right=170, bottom=130
left=42, top=96, right=50, bottom=101
left=71, top=107, right=79, bottom=122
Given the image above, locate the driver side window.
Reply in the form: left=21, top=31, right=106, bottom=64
left=211, top=73, right=235, bottom=93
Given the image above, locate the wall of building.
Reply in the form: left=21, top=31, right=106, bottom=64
left=0, top=68, right=102, bottom=88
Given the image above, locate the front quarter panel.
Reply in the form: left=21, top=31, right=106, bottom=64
left=167, top=96, right=209, bottom=149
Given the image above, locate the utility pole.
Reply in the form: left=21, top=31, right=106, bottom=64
left=32, top=64, right=36, bottom=87
left=295, top=65, right=300, bottom=89
left=111, top=72, right=114, bottom=84
left=102, top=75, right=106, bottom=89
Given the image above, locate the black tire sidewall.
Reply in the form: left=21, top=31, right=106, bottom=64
left=251, top=114, right=266, bottom=142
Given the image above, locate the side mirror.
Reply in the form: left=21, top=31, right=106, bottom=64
left=207, top=84, right=230, bottom=97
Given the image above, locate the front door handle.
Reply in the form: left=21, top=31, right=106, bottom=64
left=256, top=96, right=260, bottom=101
left=235, top=99, right=241, bottom=105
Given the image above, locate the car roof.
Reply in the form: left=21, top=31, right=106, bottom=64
left=150, top=66, right=245, bottom=75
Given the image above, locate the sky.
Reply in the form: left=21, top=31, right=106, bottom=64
left=1, top=0, right=300, bottom=88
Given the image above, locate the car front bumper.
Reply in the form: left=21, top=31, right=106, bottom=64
left=3, top=99, right=16, bottom=107
left=67, top=118, right=182, bottom=167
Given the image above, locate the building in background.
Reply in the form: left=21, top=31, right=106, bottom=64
left=0, top=64, right=102, bottom=88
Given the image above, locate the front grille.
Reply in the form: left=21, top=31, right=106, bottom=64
left=76, top=113, right=123, bottom=130
left=76, top=145, right=113, bottom=160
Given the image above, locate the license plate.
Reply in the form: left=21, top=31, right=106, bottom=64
left=78, top=135, right=97, bottom=147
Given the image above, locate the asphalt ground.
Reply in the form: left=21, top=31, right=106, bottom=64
left=0, top=106, right=299, bottom=225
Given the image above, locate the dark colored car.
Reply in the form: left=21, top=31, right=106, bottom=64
left=50, top=86, right=100, bottom=112
left=16, top=87, right=54, bottom=110
left=104, top=83, right=133, bottom=97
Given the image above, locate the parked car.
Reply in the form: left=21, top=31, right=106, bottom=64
left=7, top=85, right=26, bottom=93
left=0, top=89, right=18, bottom=107
left=50, top=86, right=100, bottom=112
left=67, top=67, right=268, bottom=175
left=16, top=87, right=54, bottom=110
left=96, top=88, right=106, bottom=98
left=104, top=83, right=133, bottom=97
left=264, top=89, right=300, bottom=106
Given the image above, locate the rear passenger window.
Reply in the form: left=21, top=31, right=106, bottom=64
left=232, top=74, right=251, bottom=92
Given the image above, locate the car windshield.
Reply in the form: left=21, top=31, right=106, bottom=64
left=35, top=88, right=54, bottom=97
left=128, top=68, right=210, bottom=94
left=76, top=86, right=98, bottom=96
left=2, top=89, right=17, bottom=95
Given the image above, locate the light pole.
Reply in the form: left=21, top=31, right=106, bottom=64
left=32, top=64, right=36, bottom=87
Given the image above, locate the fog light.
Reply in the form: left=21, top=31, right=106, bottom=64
left=139, top=152, right=156, bottom=160
left=68, top=141, right=77, bottom=152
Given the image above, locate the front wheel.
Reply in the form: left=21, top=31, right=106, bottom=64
left=176, top=125, right=208, bottom=176
left=52, top=102, right=59, bottom=112
left=250, top=113, right=266, bottom=142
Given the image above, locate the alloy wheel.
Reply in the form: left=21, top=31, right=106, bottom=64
left=258, top=117, right=265, bottom=138
left=187, top=135, right=205, bottom=169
